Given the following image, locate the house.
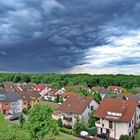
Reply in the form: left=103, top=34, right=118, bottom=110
left=94, top=98, right=138, bottom=140
left=20, top=91, right=41, bottom=110
left=61, top=92, right=77, bottom=101
left=15, top=83, right=35, bottom=92
left=44, top=88, right=64, bottom=101
left=0, top=92, right=22, bottom=115
left=117, top=93, right=140, bottom=125
left=33, top=85, right=47, bottom=92
left=39, top=87, right=51, bottom=97
left=107, top=86, right=123, bottom=94
left=3, top=82, right=16, bottom=93
left=92, top=86, right=105, bottom=92
left=92, top=86, right=110, bottom=100
left=58, top=95, right=99, bottom=128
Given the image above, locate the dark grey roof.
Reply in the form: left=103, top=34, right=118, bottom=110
left=0, top=92, right=22, bottom=102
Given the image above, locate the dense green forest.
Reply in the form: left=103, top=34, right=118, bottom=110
left=0, top=73, right=140, bottom=89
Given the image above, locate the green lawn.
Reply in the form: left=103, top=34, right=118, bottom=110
left=40, top=100, right=59, bottom=111
left=135, top=130, right=140, bottom=140
left=54, top=133, right=74, bottom=140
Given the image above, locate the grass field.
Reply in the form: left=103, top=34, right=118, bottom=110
left=40, top=100, right=60, bottom=110
left=54, top=133, right=74, bottom=140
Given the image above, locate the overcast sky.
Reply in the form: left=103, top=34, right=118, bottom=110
left=0, top=0, right=140, bottom=74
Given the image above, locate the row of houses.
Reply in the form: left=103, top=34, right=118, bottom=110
left=54, top=93, right=140, bottom=139
left=0, top=91, right=41, bottom=115
left=2, top=82, right=140, bottom=139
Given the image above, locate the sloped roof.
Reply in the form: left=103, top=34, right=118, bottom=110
left=59, top=95, right=93, bottom=114
left=94, top=98, right=137, bottom=122
left=0, top=92, right=22, bottom=102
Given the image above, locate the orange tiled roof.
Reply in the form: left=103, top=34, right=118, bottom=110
left=94, top=98, right=137, bottom=122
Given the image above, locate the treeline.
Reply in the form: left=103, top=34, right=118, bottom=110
left=0, top=73, right=140, bottom=89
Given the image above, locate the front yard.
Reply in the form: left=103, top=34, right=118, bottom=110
left=40, top=100, right=60, bottom=111
left=54, top=132, right=82, bottom=140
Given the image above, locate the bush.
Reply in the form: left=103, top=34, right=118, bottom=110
left=86, top=127, right=97, bottom=136
left=135, top=129, right=140, bottom=140
left=57, top=118, right=63, bottom=128
left=60, top=127, right=75, bottom=135
left=22, top=108, right=29, bottom=115
left=119, top=135, right=132, bottom=140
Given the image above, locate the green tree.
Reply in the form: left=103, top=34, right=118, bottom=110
left=26, top=105, right=59, bottom=140
left=73, top=117, right=86, bottom=134
left=135, top=129, right=140, bottom=140
left=0, top=113, right=31, bottom=140
left=94, top=91, right=102, bottom=102
left=13, top=74, right=21, bottom=83
left=57, top=118, right=63, bottom=128
left=119, top=135, right=132, bottom=140
left=19, top=114, right=25, bottom=128
left=88, top=112, right=96, bottom=127
left=55, top=94, right=60, bottom=103
left=50, top=83, right=61, bottom=89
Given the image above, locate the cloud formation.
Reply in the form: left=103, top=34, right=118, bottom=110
left=0, top=0, right=140, bottom=74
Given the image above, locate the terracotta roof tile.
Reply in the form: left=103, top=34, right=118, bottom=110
left=94, top=98, right=137, bottom=122
left=59, top=95, right=93, bottom=114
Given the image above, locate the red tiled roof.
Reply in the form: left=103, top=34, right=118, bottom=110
left=94, top=98, right=137, bottom=122
left=20, top=91, right=41, bottom=101
left=45, top=89, right=59, bottom=96
left=107, top=86, right=122, bottom=92
left=58, top=95, right=93, bottom=114
left=92, top=86, right=105, bottom=91
left=61, top=92, right=77, bottom=98
left=33, top=85, right=46, bottom=91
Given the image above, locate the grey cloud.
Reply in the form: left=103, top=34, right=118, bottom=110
left=0, top=0, right=140, bottom=73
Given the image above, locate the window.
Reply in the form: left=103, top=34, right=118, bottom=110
left=109, top=121, right=112, bottom=129
left=5, top=103, right=9, bottom=106
left=88, top=105, right=90, bottom=109
left=139, top=115, right=140, bottom=119
left=132, top=120, right=133, bottom=124
left=129, top=132, right=131, bottom=136
left=24, top=102, right=26, bottom=105
left=129, top=122, right=131, bottom=127
left=102, top=123, right=104, bottom=127
left=91, top=106, right=94, bottom=111
left=101, top=128, right=102, bottom=133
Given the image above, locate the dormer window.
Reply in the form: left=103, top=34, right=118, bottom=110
left=107, top=111, right=122, bottom=117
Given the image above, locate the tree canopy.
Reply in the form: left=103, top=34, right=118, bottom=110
left=26, top=105, right=59, bottom=140
left=0, top=113, right=31, bottom=140
left=0, top=73, right=140, bottom=89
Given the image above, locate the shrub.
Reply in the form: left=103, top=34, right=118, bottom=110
left=119, top=135, right=132, bottom=140
left=60, top=127, right=75, bottom=135
left=86, top=127, right=97, bottom=136
left=22, top=108, right=29, bottom=115
left=57, top=118, right=63, bottom=128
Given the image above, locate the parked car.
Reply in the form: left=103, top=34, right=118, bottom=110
left=80, top=131, right=94, bottom=139
left=10, top=114, right=19, bottom=121
left=97, top=133, right=108, bottom=139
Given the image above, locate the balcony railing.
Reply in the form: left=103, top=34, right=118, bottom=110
left=63, top=116, right=72, bottom=122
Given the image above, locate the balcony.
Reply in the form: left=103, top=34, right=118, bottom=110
left=63, top=116, right=72, bottom=122
left=95, top=120, right=102, bottom=127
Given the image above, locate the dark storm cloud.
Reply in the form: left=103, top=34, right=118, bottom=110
left=0, top=0, right=140, bottom=73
